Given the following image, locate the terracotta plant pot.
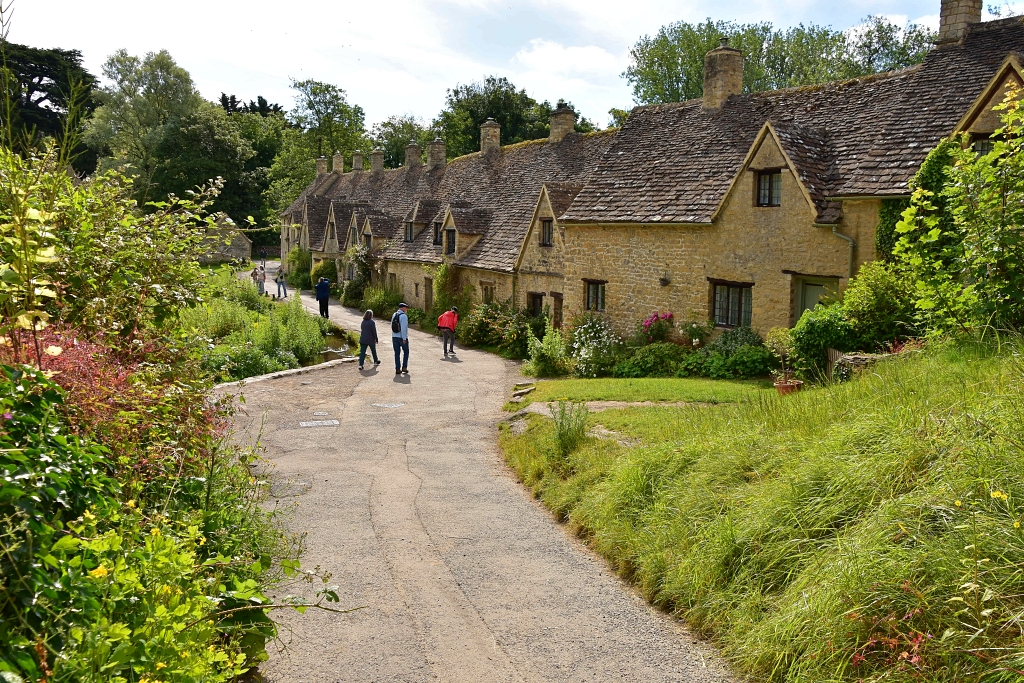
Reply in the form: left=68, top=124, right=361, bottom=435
left=774, top=379, right=804, bottom=396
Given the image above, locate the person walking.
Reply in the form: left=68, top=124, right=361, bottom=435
left=358, top=310, right=381, bottom=371
left=257, top=266, right=267, bottom=295
left=275, top=268, right=288, bottom=298
left=437, top=305, right=459, bottom=358
left=391, top=303, right=410, bottom=375
left=315, top=277, right=331, bottom=318
left=250, top=267, right=258, bottom=289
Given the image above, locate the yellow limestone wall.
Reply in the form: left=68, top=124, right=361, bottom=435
left=562, top=135, right=880, bottom=335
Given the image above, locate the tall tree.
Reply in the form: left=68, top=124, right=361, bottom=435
left=85, top=49, right=202, bottom=201
left=287, top=78, right=366, bottom=159
left=0, top=43, right=98, bottom=170
left=370, top=114, right=435, bottom=168
left=432, top=76, right=594, bottom=159
left=220, top=93, right=283, bottom=117
left=623, top=16, right=935, bottom=105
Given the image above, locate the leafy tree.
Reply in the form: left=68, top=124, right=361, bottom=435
left=432, top=76, right=594, bottom=159
left=287, top=78, right=366, bottom=159
left=0, top=42, right=98, bottom=171
left=85, top=49, right=202, bottom=202
left=370, top=114, right=434, bottom=168
left=151, top=103, right=264, bottom=228
left=623, top=16, right=935, bottom=105
left=896, top=90, right=1024, bottom=332
left=265, top=126, right=315, bottom=214
left=608, top=108, right=630, bottom=128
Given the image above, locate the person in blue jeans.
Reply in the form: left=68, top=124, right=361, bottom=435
left=275, top=268, right=288, bottom=298
left=358, top=309, right=381, bottom=371
left=391, top=303, right=409, bottom=375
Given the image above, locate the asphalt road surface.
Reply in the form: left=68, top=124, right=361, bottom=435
left=223, top=293, right=736, bottom=683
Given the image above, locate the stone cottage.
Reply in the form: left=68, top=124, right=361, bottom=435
left=281, top=104, right=615, bottom=322
left=559, top=0, right=1024, bottom=334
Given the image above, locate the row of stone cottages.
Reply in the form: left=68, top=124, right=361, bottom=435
left=280, top=0, right=1023, bottom=336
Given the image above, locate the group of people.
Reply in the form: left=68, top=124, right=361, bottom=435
left=357, top=303, right=459, bottom=374
left=250, top=265, right=289, bottom=299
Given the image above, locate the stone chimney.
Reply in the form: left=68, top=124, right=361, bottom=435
left=427, top=138, right=446, bottom=170
left=404, top=141, right=422, bottom=167
left=703, top=38, right=743, bottom=110
left=549, top=100, right=575, bottom=143
left=332, top=150, right=344, bottom=173
left=370, top=148, right=385, bottom=173
left=316, top=156, right=328, bottom=175
left=352, top=151, right=363, bottom=171
left=937, top=0, right=982, bottom=44
left=480, top=118, right=500, bottom=155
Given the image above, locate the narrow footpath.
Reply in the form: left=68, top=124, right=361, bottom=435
left=224, top=288, right=736, bottom=683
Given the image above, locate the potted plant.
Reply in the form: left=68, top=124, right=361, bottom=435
left=765, top=327, right=803, bottom=395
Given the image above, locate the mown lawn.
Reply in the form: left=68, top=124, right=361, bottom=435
left=525, top=376, right=771, bottom=406
left=500, top=342, right=1024, bottom=682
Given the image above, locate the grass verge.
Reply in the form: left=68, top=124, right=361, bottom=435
left=500, top=342, right=1024, bottom=682
left=522, top=376, right=770, bottom=407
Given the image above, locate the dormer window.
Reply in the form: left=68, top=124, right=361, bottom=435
left=540, top=218, right=553, bottom=247
left=363, top=234, right=371, bottom=249
left=445, top=229, right=456, bottom=255
left=350, top=226, right=358, bottom=247
left=756, top=170, right=782, bottom=207
left=433, top=222, right=443, bottom=245
left=404, top=222, right=414, bottom=242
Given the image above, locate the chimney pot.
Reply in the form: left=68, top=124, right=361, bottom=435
left=937, top=0, right=982, bottom=44
left=703, top=41, right=743, bottom=110
left=549, top=101, right=575, bottom=143
left=316, top=156, right=328, bottom=175
left=404, top=141, right=422, bottom=167
left=427, top=137, right=446, bottom=170
left=480, top=118, right=501, bottom=155
left=332, top=150, right=344, bottom=173
left=370, top=148, right=385, bottom=173
left=352, top=151, right=363, bottom=171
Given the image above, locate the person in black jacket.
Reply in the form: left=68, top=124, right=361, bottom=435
left=358, top=310, right=381, bottom=370
left=314, top=277, right=331, bottom=317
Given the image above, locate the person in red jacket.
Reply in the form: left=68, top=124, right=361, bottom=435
left=437, top=306, right=458, bottom=358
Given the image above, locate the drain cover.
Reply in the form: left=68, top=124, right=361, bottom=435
left=299, top=419, right=340, bottom=427
left=313, top=412, right=329, bottom=416
left=372, top=403, right=405, bottom=408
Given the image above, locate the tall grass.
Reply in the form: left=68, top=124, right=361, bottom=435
left=549, top=400, right=589, bottom=459
left=501, top=341, right=1024, bottom=682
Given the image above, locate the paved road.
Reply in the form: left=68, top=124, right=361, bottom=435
left=223, top=290, right=736, bottom=683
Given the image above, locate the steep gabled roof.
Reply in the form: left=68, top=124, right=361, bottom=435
left=304, top=196, right=332, bottom=252
left=563, top=17, right=1024, bottom=224
left=449, top=206, right=491, bottom=234
left=544, top=182, right=585, bottom=219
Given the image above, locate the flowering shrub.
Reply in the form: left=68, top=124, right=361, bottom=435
left=636, top=311, right=674, bottom=344
left=567, top=312, right=623, bottom=377
left=458, top=301, right=536, bottom=359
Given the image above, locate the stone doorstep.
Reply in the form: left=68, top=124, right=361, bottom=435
left=215, top=356, right=358, bottom=389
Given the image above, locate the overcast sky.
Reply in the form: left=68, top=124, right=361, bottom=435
left=10, top=0, right=1013, bottom=129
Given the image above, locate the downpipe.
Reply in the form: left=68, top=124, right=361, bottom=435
left=830, top=226, right=856, bottom=280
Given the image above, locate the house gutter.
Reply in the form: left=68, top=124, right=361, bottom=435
left=820, top=225, right=856, bottom=279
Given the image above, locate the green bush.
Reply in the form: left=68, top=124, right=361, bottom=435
left=790, top=303, right=857, bottom=378
left=723, top=344, right=776, bottom=377
left=363, top=285, right=403, bottom=319
left=526, top=319, right=573, bottom=377
left=341, top=278, right=366, bottom=307
left=309, top=258, right=337, bottom=289
left=285, top=247, right=311, bottom=288
left=705, top=325, right=764, bottom=355
left=613, top=342, right=686, bottom=378
left=843, top=261, right=919, bottom=350
left=458, top=301, right=535, bottom=359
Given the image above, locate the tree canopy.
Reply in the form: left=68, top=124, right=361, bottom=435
left=370, top=114, right=435, bottom=169
left=432, top=76, right=594, bottom=159
left=624, top=16, right=934, bottom=105
left=0, top=42, right=98, bottom=170
left=287, top=78, right=366, bottom=160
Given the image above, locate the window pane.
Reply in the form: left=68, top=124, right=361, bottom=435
left=741, top=287, right=752, bottom=326
left=771, top=173, right=782, bottom=206
left=758, top=174, right=769, bottom=205
left=714, top=285, right=727, bottom=324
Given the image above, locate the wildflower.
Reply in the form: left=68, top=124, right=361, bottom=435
left=156, top=663, right=167, bottom=670
left=1015, top=521, right=1021, bottom=529
left=83, top=509, right=96, bottom=521
left=43, top=345, right=63, bottom=357
left=151, top=527, right=162, bottom=536
left=1, top=412, right=12, bottom=420
left=954, top=500, right=962, bottom=507
left=991, top=490, right=1008, bottom=500
left=88, top=564, right=109, bottom=578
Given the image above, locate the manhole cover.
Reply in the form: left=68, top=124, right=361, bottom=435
left=313, top=412, right=329, bottom=416
left=372, top=403, right=405, bottom=408
left=299, top=419, right=340, bottom=427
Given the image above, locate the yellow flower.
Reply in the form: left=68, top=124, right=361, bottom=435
left=151, top=527, right=162, bottom=537
left=991, top=490, right=1008, bottom=500
left=126, top=499, right=136, bottom=508
left=954, top=500, right=962, bottom=507
left=156, top=662, right=167, bottom=670
left=1015, top=521, right=1021, bottom=529
left=89, top=564, right=109, bottom=579
left=198, top=535, right=206, bottom=546
left=83, top=509, right=96, bottom=521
